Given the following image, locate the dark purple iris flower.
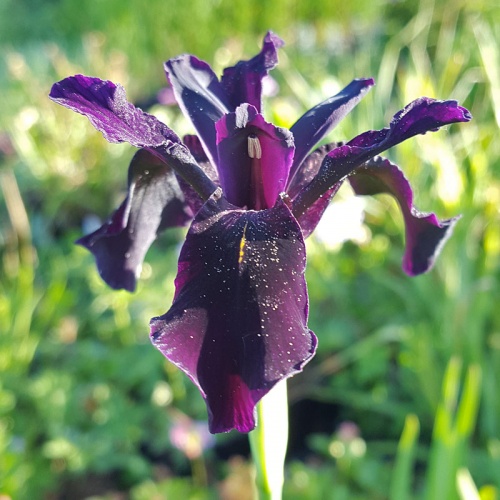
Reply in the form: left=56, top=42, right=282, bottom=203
left=49, top=32, right=471, bottom=434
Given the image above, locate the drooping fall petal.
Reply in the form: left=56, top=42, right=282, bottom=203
left=327, top=98, right=472, bottom=183
left=216, top=103, right=294, bottom=209
left=349, top=156, right=460, bottom=275
left=49, top=75, right=181, bottom=147
left=292, top=98, right=472, bottom=218
left=150, top=194, right=317, bottom=433
left=78, top=149, right=193, bottom=291
left=50, top=75, right=216, bottom=200
left=221, top=31, right=284, bottom=112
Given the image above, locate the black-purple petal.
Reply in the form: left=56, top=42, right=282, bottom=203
left=349, top=156, right=460, bottom=275
left=287, top=144, right=342, bottom=238
left=78, top=149, right=193, bottom=291
left=51, top=74, right=217, bottom=202
left=165, top=55, right=231, bottom=165
left=292, top=98, right=472, bottom=218
left=288, top=78, right=374, bottom=183
left=49, top=75, right=181, bottom=147
left=297, top=183, right=343, bottom=239
left=221, top=31, right=284, bottom=112
left=178, top=134, right=220, bottom=215
left=150, top=194, right=316, bottom=433
left=216, top=104, right=294, bottom=210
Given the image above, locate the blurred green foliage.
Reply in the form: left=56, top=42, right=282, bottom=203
left=1, top=0, right=499, bottom=498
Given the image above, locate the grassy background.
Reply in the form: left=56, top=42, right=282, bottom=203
left=0, top=0, right=499, bottom=498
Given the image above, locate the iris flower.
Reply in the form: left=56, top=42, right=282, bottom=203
left=49, top=32, right=471, bottom=434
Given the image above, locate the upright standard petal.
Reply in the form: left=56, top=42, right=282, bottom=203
left=78, top=149, right=193, bottom=291
left=349, top=157, right=460, bottom=275
left=221, top=31, right=284, bottom=112
left=288, top=78, right=374, bottom=182
left=216, top=104, right=294, bottom=210
left=150, top=194, right=317, bottom=433
left=292, top=98, right=472, bottom=218
left=165, top=56, right=231, bottom=165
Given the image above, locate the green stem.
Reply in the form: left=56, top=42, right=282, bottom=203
left=249, top=380, right=289, bottom=500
